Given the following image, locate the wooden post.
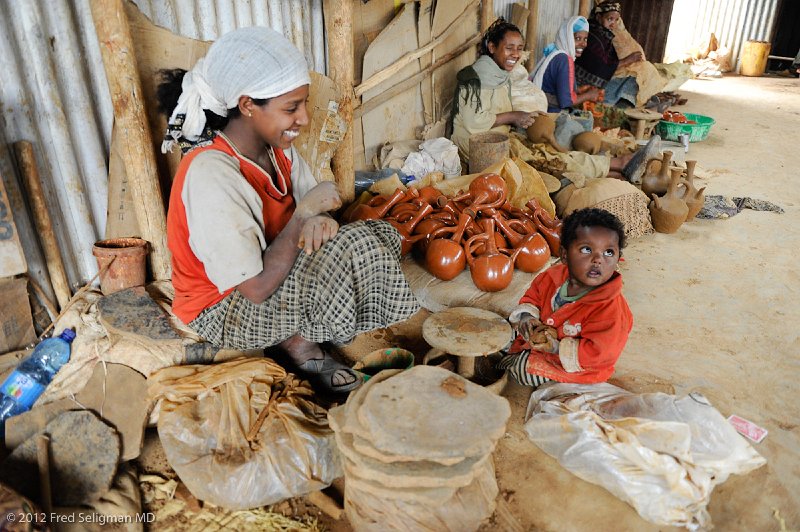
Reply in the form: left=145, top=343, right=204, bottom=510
left=90, top=0, right=171, bottom=280
left=526, top=0, right=539, bottom=70
left=579, top=0, right=591, bottom=18
left=480, top=0, right=494, bottom=32
left=14, top=141, right=72, bottom=310
left=322, top=0, right=355, bottom=203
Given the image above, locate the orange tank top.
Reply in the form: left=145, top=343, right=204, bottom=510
left=167, top=135, right=295, bottom=324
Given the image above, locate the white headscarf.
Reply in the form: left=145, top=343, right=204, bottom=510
left=528, top=16, right=588, bottom=88
left=162, top=27, right=311, bottom=153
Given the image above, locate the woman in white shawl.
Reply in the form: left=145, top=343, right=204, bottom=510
left=529, top=16, right=601, bottom=112
left=157, top=27, right=419, bottom=394
left=450, top=19, right=542, bottom=160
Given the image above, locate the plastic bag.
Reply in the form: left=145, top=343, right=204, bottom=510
left=148, top=358, right=341, bottom=510
left=525, top=382, right=766, bottom=530
left=401, top=138, right=461, bottom=179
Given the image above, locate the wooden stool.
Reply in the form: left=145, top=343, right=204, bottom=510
left=625, top=108, right=662, bottom=140
left=422, top=307, right=513, bottom=393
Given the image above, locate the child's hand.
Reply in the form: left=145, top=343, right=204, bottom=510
left=517, top=314, right=543, bottom=343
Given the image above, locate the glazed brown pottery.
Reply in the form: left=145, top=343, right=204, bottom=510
left=464, top=219, right=517, bottom=292
left=466, top=217, right=508, bottom=254
left=641, top=151, right=673, bottom=198
left=424, top=211, right=473, bottom=280
left=387, top=202, right=433, bottom=254
left=649, top=167, right=688, bottom=234
left=350, top=188, right=407, bottom=222
left=679, top=160, right=706, bottom=220
left=415, top=186, right=446, bottom=206
left=526, top=114, right=568, bottom=153
left=491, top=212, right=551, bottom=273
left=452, top=173, right=507, bottom=212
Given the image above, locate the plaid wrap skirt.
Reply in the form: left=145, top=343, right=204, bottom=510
left=189, top=220, right=420, bottom=350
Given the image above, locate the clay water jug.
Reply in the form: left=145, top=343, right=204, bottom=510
left=521, top=199, right=562, bottom=255
left=649, top=167, right=688, bottom=234
left=349, top=188, right=407, bottom=222
left=424, top=211, right=473, bottom=280
left=415, top=186, right=446, bottom=206
left=464, top=218, right=517, bottom=292
left=641, top=151, right=673, bottom=198
left=414, top=211, right=455, bottom=238
left=490, top=212, right=551, bottom=273
left=452, top=173, right=507, bottom=212
left=466, top=216, right=507, bottom=254
left=387, top=202, right=433, bottom=255
left=680, top=161, right=706, bottom=220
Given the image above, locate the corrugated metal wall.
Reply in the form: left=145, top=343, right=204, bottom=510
left=0, top=0, right=324, bottom=302
left=664, top=0, right=778, bottom=68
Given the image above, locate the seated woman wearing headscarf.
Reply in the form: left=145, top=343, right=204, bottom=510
left=157, top=28, right=419, bottom=394
left=574, top=1, right=642, bottom=107
left=529, top=16, right=601, bottom=112
left=450, top=19, right=541, bottom=161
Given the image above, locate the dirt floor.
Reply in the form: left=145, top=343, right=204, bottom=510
left=333, top=74, right=800, bottom=531
left=131, top=74, right=798, bottom=531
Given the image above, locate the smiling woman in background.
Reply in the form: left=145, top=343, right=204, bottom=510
left=449, top=18, right=542, bottom=160
left=529, top=16, right=601, bottom=112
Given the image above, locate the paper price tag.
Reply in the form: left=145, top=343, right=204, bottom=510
left=727, top=414, right=768, bottom=443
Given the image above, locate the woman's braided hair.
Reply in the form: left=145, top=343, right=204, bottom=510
left=479, top=17, right=523, bottom=56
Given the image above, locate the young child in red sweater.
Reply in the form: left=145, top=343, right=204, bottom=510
left=498, top=208, right=633, bottom=387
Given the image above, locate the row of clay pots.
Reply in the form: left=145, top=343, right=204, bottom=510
left=644, top=152, right=706, bottom=234
left=345, top=173, right=562, bottom=292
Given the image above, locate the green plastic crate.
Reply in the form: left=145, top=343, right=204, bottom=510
left=656, top=113, right=715, bottom=143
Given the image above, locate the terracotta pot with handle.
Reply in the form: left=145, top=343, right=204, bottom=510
left=464, top=218, right=517, bottom=292
left=424, top=211, right=473, bottom=280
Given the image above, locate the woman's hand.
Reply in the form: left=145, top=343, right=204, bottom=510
left=574, top=87, right=602, bottom=105
left=619, top=51, right=643, bottom=67
left=511, top=111, right=540, bottom=129
left=298, top=215, right=339, bottom=254
left=296, top=182, right=342, bottom=218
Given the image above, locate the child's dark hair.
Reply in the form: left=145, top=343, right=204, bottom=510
left=560, top=208, right=627, bottom=251
left=479, top=18, right=523, bottom=56
left=155, top=68, right=269, bottom=130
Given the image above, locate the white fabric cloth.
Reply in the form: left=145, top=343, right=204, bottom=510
left=529, top=16, right=584, bottom=88
left=163, top=27, right=311, bottom=153
left=181, top=140, right=317, bottom=292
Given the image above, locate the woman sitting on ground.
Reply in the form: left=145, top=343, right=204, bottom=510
left=449, top=18, right=656, bottom=182
left=529, top=16, right=601, bottom=112
left=157, top=27, right=419, bottom=394
left=574, top=1, right=643, bottom=107
left=449, top=18, right=541, bottom=161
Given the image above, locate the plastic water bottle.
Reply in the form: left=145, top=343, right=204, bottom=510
left=0, top=329, right=76, bottom=428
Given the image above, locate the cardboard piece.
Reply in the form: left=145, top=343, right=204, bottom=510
left=5, top=362, right=150, bottom=461
left=360, top=4, right=425, bottom=168
left=431, top=0, right=480, bottom=123
left=294, top=72, right=346, bottom=184
left=0, top=174, right=27, bottom=277
left=0, top=278, right=35, bottom=353
left=352, top=0, right=398, bottom=85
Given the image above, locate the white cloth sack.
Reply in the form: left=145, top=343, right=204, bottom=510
left=524, top=382, right=766, bottom=530
left=510, top=53, right=547, bottom=113
left=400, top=138, right=461, bottom=179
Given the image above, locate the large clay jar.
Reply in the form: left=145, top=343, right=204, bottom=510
left=571, top=131, right=605, bottom=155
left=464, top=219, right=517, bottom=292
left=452, top=173, right=507, bottom=212
left=491, top=212, right=551, bottom=273
left=387, top=202, right=434, bottom=254
left=526, top=114, right=568, bottom=153
left=424, top=211, right=473, bottom=280
left=649, top=167, right=688, bottom=234
left=680, top=160, right=706, bottom=221
left=349, top=188, right=407, bottom=222
left=641, top=151, right=673, bottom=198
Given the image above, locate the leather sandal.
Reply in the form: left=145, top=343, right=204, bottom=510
left=297, top=351, right=363, bottom=393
